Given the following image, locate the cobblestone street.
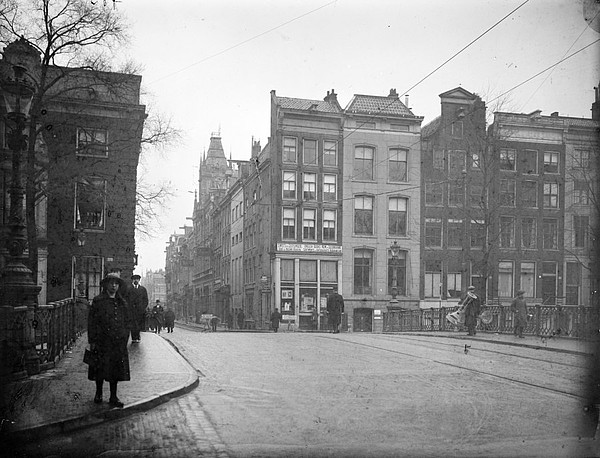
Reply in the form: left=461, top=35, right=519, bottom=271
left=15, top=328, right=598, bottom=457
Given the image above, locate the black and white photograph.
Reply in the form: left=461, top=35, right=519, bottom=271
left=0, top=0, right=599, bottom=456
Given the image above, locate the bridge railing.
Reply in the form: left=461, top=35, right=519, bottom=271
left=383, top=304, right=599, bottom=340
left=0, top=297, right=88, bottom=376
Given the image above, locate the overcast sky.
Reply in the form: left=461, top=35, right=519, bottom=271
left=119, top=0, right=600, bottom=275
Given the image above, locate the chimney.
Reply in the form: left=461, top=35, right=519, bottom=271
left=592, top=84, right=600, bottom=121
left=324, top=89, right=341, bottom=110
left=251, top=139, right=261, bottom=158
left=405, top=94, right=409, bottom=108
left=388, top=88, right=398, bottom=98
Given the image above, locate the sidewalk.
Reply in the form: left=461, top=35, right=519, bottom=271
left=0, top=330, right=198, bottom=444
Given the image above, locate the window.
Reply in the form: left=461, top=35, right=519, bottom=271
left=447, top=219, right=463, bottom=248
left=299, top=260, right=317, bottom=282
left=389, top=148, right=408, bottom=182
left=451, top=121, right=463, bottom=138
left=303, top=139, right=317, bottom=165
left=388, top=249, right=406, bottom=296
left=543, top=218, right=558, bottom=249
left=320, top=260, right=338, bottom=282
left=574, top=149, right=590, bottom=168
left=500, top=179, right=515, bottom=206
left=323, top=174, right=337, bottom=202
left=354, top=146, right=374, bottom=180
left=354, top=249, right=373, bottom=295
left=323, top=209, right=336, bottom=241
left=282, top=171, right=296, bottom=199
left=425, top=218, right=442, bottom=247
left=470, top=219, right=486, bottom=248
left=302, top=208, right=316, bottom=241
left=424, top=260, right=441, bottom=298
left=448, top=183, right=464, bottom=206
left=390, top=123, right=409, bottom=132
left=573, top=181, right=589, bottom=205
left=76, top=127, right=108, bottom=157
left=499, top=149, right=516, bottom=171
left=498, top=261, right=514, bottom=298
left=447, top=272, right=462, bottom=298
left=574, top=215, right=589, bottom=248
left=543, top=183, right=559, bottom=208
left=303, top=173, right=316, bottom=201
left=283, top=137, right=297, bottom=163
left=388, top=197, right=407, bottom=236
left=521, top=218, right=537, bottom=249
left=433, top=148, right=444, bottom=170
left=425, top=182, right=443, bottom=205
left=282, top=207, right=295, bottom=239
left=354, top=195, right=374, bottom=235
left=323, top=140, right=337, bottom=166
left=75, top=177, right=106, bottom=230
left=543, top=151, right=559, bottom=173
left=73, top=256, right=103, bottom=299
left=471, top=152, right=481, bottom=169
left=520, top=262, right=535, bottom=298
left=470, top=184, right=485, bottom=208
left=520, top=149, right=538, bottom=174
left=565, top=262, right=581, bottom=305
left=448, top=150, right=465, bottom=176
left=499, top=216, right=515, bottom=248
left=281, top=259, right=294, bottom=281
left=521, top=181, right=537, bottom=207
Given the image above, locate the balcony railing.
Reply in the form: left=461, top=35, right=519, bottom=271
left=383, top=304, right=599, bottom=340
left=0, top=297, right=88, bottom=376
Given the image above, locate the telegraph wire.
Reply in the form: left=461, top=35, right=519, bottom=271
left=148, top=0, right=338, bottom=85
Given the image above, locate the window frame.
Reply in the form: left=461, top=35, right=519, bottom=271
left=543, top=182, right=559, bottom=209
left=354, top=145, right=375, bottom=181
left=388, top=148, right=408, bottom=182
left=388, top=197, right=408, bottom=237
left=322, top=209, right=337, bottom=242
left=283, top=136, right=297, bottom=163
left=425, top=218, right=442, bottom=247
left=323, top=140, right=338, bottom=166
left=302, top=208, right=317, bottom=241
left=282, top=171, right=296, bottom=200
left=76, top=127, right=108, bottom=158
left=353, top=248, right=373, bottom=295
left=354, top=195, right=374, bottom=235
left=282, top=207, right=296, bottom=240
left=74, top=177, right=107, bottom=231
left=499, top=148, right=516, bottom=171
left=323, top=174, right=337, bottom=202
left=303, top=139, right=317, bottom=165
left=543, top=151, right=559, bottom=174
left=302, top=172, right=317, bottom=201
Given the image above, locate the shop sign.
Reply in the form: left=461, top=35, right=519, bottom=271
left=277, top=243, right=342, bottom=254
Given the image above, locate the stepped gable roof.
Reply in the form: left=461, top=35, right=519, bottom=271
left=421, top=116, right=442, bottom=138
left=276, top=96, right=341, bottom=113
left=345, top=91, right=416, bottom=117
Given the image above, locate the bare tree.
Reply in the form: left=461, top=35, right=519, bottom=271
left=0, top=0, right=178, bottom=280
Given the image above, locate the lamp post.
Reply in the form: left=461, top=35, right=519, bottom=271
left=388, top=240, right=401, bottom=310
left=0, top=39, right=42, bottom=375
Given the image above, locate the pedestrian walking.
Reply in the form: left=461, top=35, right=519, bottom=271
left=164, top=306, right=175, bottom=333
left=87, top=272, right=131, bottom=408
left=237, top=309, right=245, bottom=330
left=151, top=300, right=164, bottom=334
left=270, top=308, right=282, bottom=332
left=226, top=310, right=234, bottom=330
left=210, top=315, right=219, bottom=332
left=326, top=287, right=344, bottom=333
left=124, top=274, right=149, bottom=343
left=511, top=290, right=528, bottom=338
left=460, top=285, right=481, bottom=336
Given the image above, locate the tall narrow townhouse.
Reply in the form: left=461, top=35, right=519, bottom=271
left=342, top=89, right=423, bottom=331
left=420, top=88, right=488, bottom=306
left=266, top=90, right=344, bottom=331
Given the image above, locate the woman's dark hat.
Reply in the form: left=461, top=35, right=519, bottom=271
left=100, top=272, right=127, bottom=290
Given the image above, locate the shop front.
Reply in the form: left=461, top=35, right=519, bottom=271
left=273, top=243, right=342, bottom=331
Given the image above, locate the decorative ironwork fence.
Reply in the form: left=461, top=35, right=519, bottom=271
left=0, top=298, right=88, bottom=375
left=383, top=304, right=600, bottom=340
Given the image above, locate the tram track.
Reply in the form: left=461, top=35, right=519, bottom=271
left=367, top=333, right=589, bottom=370
left=318, top=334, right=588, bottom=401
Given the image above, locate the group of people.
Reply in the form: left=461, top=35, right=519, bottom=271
left=86, top=272, right=174, bottom=408
left=454, top=286, right=529, bottom=338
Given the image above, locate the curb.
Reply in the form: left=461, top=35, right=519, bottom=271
left=4, top=336, right=199, bottom=444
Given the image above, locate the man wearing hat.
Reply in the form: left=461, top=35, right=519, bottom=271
left=87, top=272, right=131, bottom=407
left=511, top=290, right=528, bottom=338
left=460, top=285, right=481, bottom=336
left=124, top=274, right=149, bottom=343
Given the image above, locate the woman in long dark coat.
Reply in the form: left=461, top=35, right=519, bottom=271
left=88, top=272, right=132, bottom=407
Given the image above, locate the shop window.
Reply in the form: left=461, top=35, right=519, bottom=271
left=320, top=260, right=337, bottom=283
left=299, top=259, right=317, bottom=282
left=280, top=259, right=294, bottom=281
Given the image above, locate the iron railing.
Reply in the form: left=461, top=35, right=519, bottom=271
left=383, top=304, right=600, bottom=340
left=0, top=297, right=88, bottom=375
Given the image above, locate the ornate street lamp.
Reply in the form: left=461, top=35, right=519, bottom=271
left=388, top=240, right=401, bottom=310
left=0, top=62, right=40, bottom=307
